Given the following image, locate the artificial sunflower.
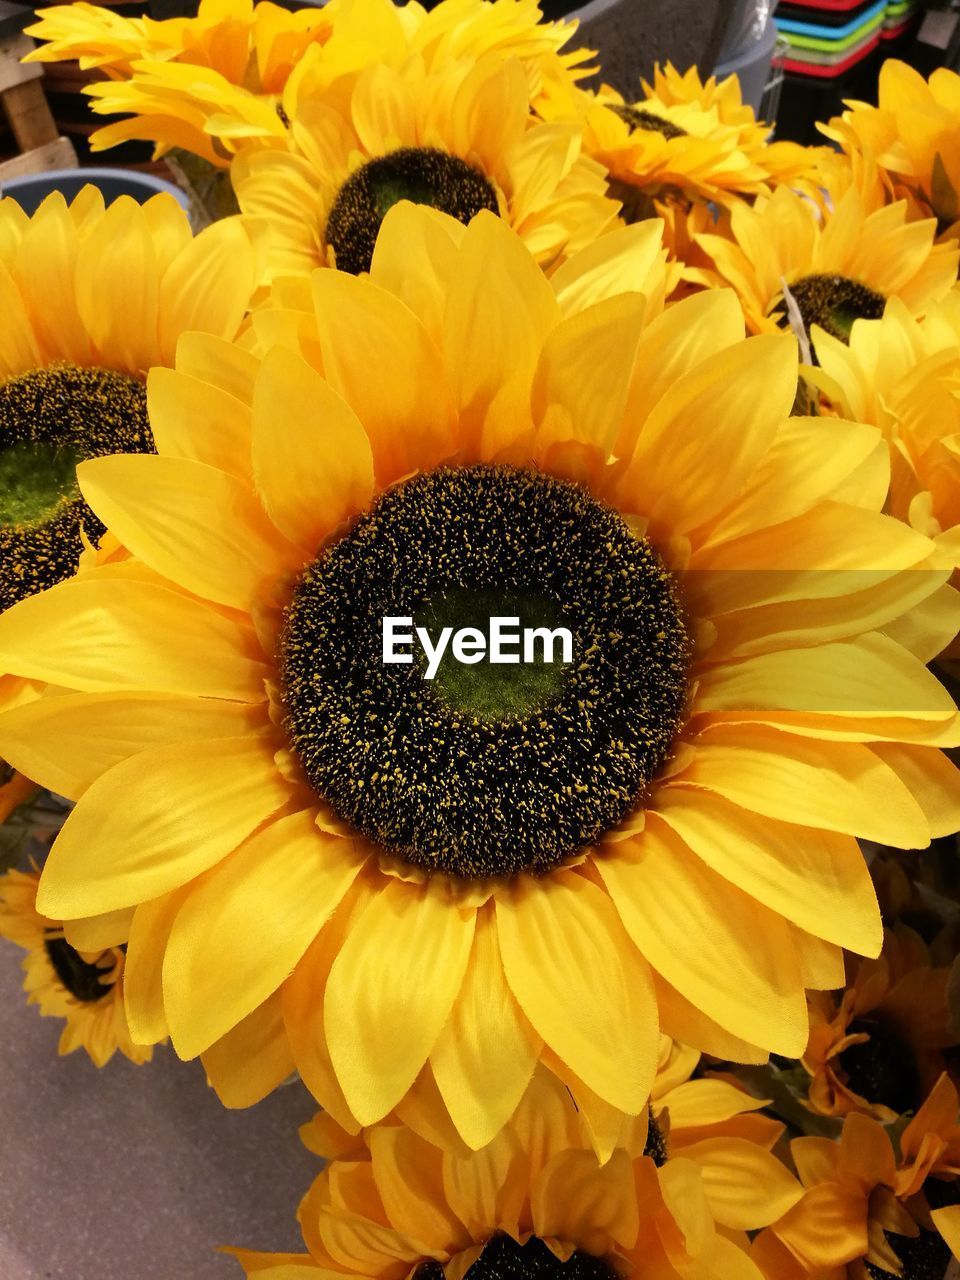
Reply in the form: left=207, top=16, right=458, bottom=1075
left=823, top=59, right=960, bottom=244
left=0, top=206, right=956, bottom=1150
left=0, top=184, right=260, bottom=716
left=29, top=0, right=589, bottom=168
left=0, top=866, right=152, bottom=1066
left=810, top=296, right=960, bottom=576
left=802, top=924, right=958, bottom=1124
left=231, top=1062, right=797, bottom=1280
left=756, top=1075, right=960, bottom=1280
left=696, top=184, right=959, bottom=342
left=232, top=52, right=622, bottom=281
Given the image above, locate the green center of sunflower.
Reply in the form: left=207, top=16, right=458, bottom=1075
left=417, top=1236, right=618, bottom=1279
left=43, top=934, right=113, bottom=1004
left=839, top=1012, right=922, bottom=1116
left=611, top=104, right=688, bottom=141
left=280, top=465, right=689, bottom=882
left=0, top=439, right=82, bottom=527
left=325, top=146, right=500, bottom=276
left=0, top=364, right=152, bottom=613
left=786, top=274, right=886, bottom=343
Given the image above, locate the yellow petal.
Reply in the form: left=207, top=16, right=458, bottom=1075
left=660, top=1079, right=767, bottom=1131
left=0, top=574, right=268, bottom=700
left=158, top=215, right=257, bottom=362
left=870, top=742, right=960, bottom=838
left=682, top=1137, right=802, bottom=1230
left=78, top=454, right=299, bottom=610
left=0, top=691, right=266, bottom=801
left=75, top=197, right=160, bottom=373
left=532, top=1149, right=640, bottom=1253
left=201, top=990, right=296, bottom=1108
left=441, top=210, right=559, bottom=457
left=679, top=723, right=929, bottom=848
left=598, top=821, right=808, bottom=1057
left=310, top=269, right=454, bottom=483
left=367, top=1125, right=463, bottom=1252
left=550, top=220, right=669, bottom=317
left=147, top=366, right=254, bottom=482
left=175, top=331, right=259, bottom=406
left=654, top=973, right=769, bottom=1064
left=654, top=787, right=881, bottom=955
left=0, top=263, right=40, bottom=376
left=37, top=735, right=292, bottom=917
left=496, top=870, right=657, bottom=1114
left=532, top=293, right=647, bottom=457
left=124, top=887, right=189, bottom=1044
left=619, top=334, right=798, bottom=535
left=164, top=810, right=360, bottom=1058
left=370, top=203, right=463, bottom=345
left=324, top=878, right=476, bottom=1125
left=430, top=905, right=542, bottom=1150
left=251, top=346, right=375, bottom=551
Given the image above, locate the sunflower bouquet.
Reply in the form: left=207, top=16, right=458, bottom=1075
left=0, top=0, right=959, bottom=1276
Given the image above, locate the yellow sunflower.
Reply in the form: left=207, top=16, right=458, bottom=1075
left=231, top=1062, right=797, bottom=1280
left=0, top=865, right=152, bottom=1067
left=696, top=185, right=959, bottom=341
left=810, top=296, right=960, bottom=578
left=823, top=59, right=960, bottom=245
left=0, top=205, right=956, bottom=1150
left=30, top=0, right=588, bottom=169
left=756, top=1076, right=960, bottom=1280
left=232, top=52, right=623, bottom=281
left=802, top=924, right=958, bottom=1124
left=0, top=184, right=260, bottom=719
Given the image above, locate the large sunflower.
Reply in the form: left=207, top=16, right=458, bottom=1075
left=756, top=1075, right=960, bottom=1279
left=232, top=52, right=622, bottom=281
left=697, top=185, right=959, bottom=341
left=823, top=59, right=960, bottom=245
left=231, top=1062, right=798, bottom=1280
left=0, top=207, right=956, bottom=1149
left=0, top=185, right=260, bottom=716
left=0, top=866, right=152, bottom=1067
left=29, top=0, right=588, bottom=168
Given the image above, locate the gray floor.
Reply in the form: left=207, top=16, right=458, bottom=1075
left=0, top=938, right=318, bottom=1279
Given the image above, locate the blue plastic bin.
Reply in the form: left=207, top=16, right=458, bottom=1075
left=0, top=166, right=190, bottom=214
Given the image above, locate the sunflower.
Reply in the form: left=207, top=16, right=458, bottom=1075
left=231, top=1062, right=797, bottom=1280
left=232, top=52, right=623, bottom=281
left=810, top=296, right=960, bottom=577
left=802, top=924, right=959, bottom=1124
left=0, top=205, right=956, bottom=1149
left=756, top=1075, right=960, bottom=1280
left=823, top=59, right=960, bottom=245
left=30, top=0, right=589, bottom=169
left=0, top=866, right=152, bottom=1067
left=696, top=185, right=959, bottom=342
left=0, top=184, right=260, bottom=720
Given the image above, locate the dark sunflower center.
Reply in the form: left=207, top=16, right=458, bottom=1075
left=0, top=364, right=152, bottom=612
left=838, top=1013, right=923, bottom=1116
left=611, top=104, right=687, bottom=141
left=785, top=274, right=885, bottom=343
left=866, top=1196, right=959, bottom=1280
left=280, top=465, right=689, bottom=882
left=418, top=1236, right=618, bottom=1280
left=43, top=935, right=113, bottom=1003
left=325, top=146, right=500, bottom=275
left=644, top=1108, right=668, bottom=1167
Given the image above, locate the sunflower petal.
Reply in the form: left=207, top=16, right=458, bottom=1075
left=496, top=870, right=657, bottom=1114
left=201, top=991, right=296, bottom=1109
left=251, top=345, right=375, bottom=551
left=324, top=879, right=476, bottom=1125
left=164, top=810, right=360, bottom=1058
left=37, top=735, right=293, bottom=917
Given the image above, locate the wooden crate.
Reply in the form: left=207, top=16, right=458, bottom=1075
left=0, top=1, right=75, bottom=179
